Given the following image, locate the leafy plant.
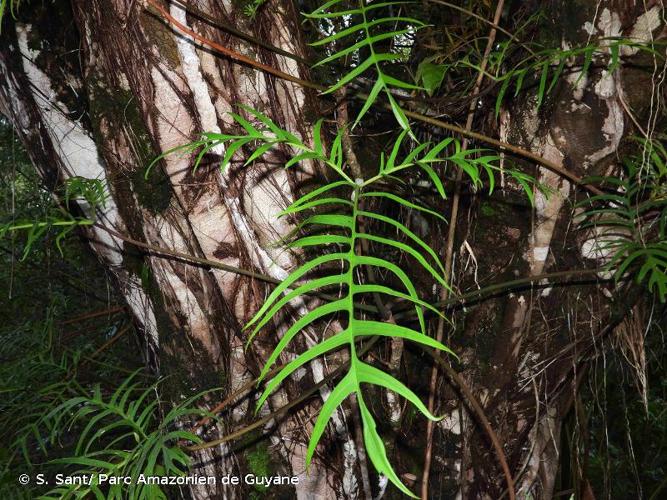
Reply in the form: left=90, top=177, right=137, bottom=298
left=39, top=374, right=214, bottom=500
left=425, top=36, right=663, bottom=115
left=306, top=0, right=424, bottom=130
left=0, top=217, right=94, bottom=260
left=242, top=0, right=267, bottom=19
left=177, top=104, right=538, bottom=496
left=491, top=38, right=660, bottom=114
left=1, top=304, right=76, bottom=469
left=578, top=137, right=667, bottom=301
left=0, top=0, right=21, bottom=28
left=0, top=176, right=107, bottom=259
left=64, top=176, right=109, bottom=211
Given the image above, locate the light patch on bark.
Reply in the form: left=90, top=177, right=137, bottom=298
left=516, top=407, right=560, bottom=499
left=588, top=77, right=624, bottom=164
left=147, top=213, right=221, bottom=360
left=198, top=49, right=234, bottom=122
left=582, top=21, right=596, bottom=36
left=170, top=5, right=222, bottom=140
left=244, top=166, right=296, bottom=270
left=580, top=223, right=627, bottom=280
left=439, top=407, right=462, bottom=435
left=229, top=339, right=252, bottom=422
left=585, top=8, right=624, bottom=166
left=262, top=405, right=347, bottom=500
left=581, top=226, right=617, bottom=261
left=597, top=8, right=622, bottom=41
left=565, top=62, right=588, bottom=102
left=517, top=350, right=540, bottom=387
left=623, top=5, right=662, bottom=56
left=17, top=24, right=125, bottom=267
left=510, top=132, right=569, bottom=359
left=342, top=440, right=361, bottom=496
left=527, top=136, right=570, bottom=277
left=7, top=25, right=163, bottom=360
left=124, top=274, right=160, bottom=352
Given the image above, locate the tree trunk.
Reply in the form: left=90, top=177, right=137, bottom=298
left=424, top=1, right=663, bottom=498
left=0, top=0, right=662, bottom=499
left=0, top=1, right=360, bottom=498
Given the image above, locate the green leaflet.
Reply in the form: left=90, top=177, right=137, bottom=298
left=244, top=253, right=348, bottom=331
left=358, top=396, right=417, bottom=497
left=490, top=38, right=654, bottom=115
left=361, top=191, right=447, bottom=222
left=1, top=217, right=95, bottom=260
left=416, top=61, right=447, bottom=96
left=247, top=276, right=349, bottom=343
left=306, top=372, right=356, bottom=466
left=241, top=134, right=460, bottom=494
left=357, top=232, right=448, bottom=295
left=257, top=299, right=348, bottom=380
left=307, top=0, right=423, bottom=130
left=577, top=137, right=667, bottom=302
left=356, top=362, right=440, bottom=421
left=287, top=234, right=351, bottom=248
left=357, top=210, right=448, bottom=280
left=153, top=93, right=540, bottom=496
left=41, top=375, right=211, bottom=500
left=257, top=329, right=353, bottom=408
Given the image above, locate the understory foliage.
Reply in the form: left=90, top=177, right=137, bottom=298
left=165, top=100, right=539, bottom=494
left=1, top=0, right=667, bottom=499
left=40, top=378, right=210, bottom=500
left=578, top=137, right=667, bottom=302
left=0, top=122, right=205, bottom=500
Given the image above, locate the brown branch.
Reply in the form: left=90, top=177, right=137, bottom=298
left=95, top=221, right=607, bottom=318
left=144, top=0, right=320, bottom=90
left=59, top=306, right=126, bottom=325
left=190, top=361, right=289, bottom=432
left=417, top=268, right=608, bottom=317
left=422, top=2, right=513, bottom=498
left=425, top=0, right=534, bottom=55
left=170, top=0, right=310, bottom=65
left=141, top=0, right=604, bottom=197
left=94, top=223, right=282, bottom=284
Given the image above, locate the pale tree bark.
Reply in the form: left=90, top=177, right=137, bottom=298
left=0, top=0, right=664, bottom=499
left=423, top=1, right=665, bottom=498
left=0, top=0, right=361, bottom=498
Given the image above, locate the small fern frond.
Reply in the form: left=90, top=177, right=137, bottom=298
left=0, top=0, right=21, bottom=29
left=0, top=217, right=94, bottom=260
left=491, top=38, right=664, bottom=115
left=41, top=375, right=214, bottom=500
left=578, top=137, right=667, bottom=301
left=63, top=176, right=109, bottom=210
left=305, top=0, right=424, bottom=130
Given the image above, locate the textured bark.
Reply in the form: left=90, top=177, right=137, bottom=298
left=425, top=2, right=664, bottom=498
left=0, top=1, right=663, bottom=499
left=0, top=1, right=359, bottom=498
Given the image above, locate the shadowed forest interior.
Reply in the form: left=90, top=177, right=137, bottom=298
left=1, top=0, right=666, bottom=499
